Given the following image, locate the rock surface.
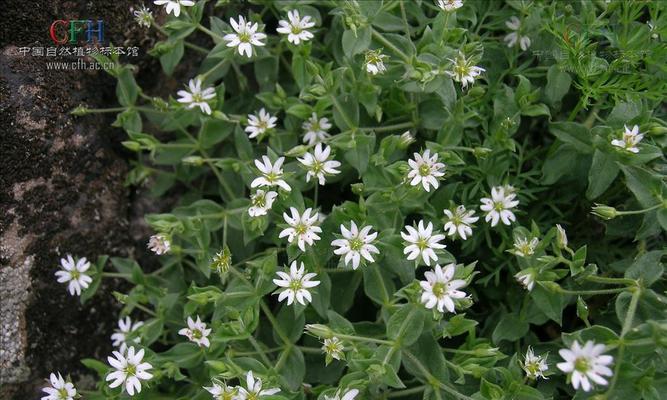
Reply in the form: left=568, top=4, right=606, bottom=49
left=0, top=1, right=152, bottom=398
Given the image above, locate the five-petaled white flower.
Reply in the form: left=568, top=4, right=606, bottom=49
left=279, top=207, right=322, bottom=251
left=511, top=237, right=539, bottom=257
left=273, top=261, right=320, bottom=306
left=522, top=346, right=549, bottom=380
left=401, top=220, right=447, bottom=266
left=177, top=78, right=216, bottom=115
left=331, top=221, right=380, bottom=270
left=298, top=143, right=341, bottom=185
left=557, top=341, right=614, bottom=392
left=111, top=316, right=144, bottom=354
left=41, top=372, right=76, bottom=400
left=446, top=52, right=485, bottom=89
left=148, top=234, right=171, bottom=255
left=504, top=16, right=531, bottom=51
left=515, top=269, right=536, bottom=291
left=480, top=186, right=519, bottom=227
left=237, top=371, right=280, bottom=400
left=251, top=156, right=292, bottom=192
left=611, top=124, right=643, bottom=153
left=365, top=49, right=388, bottom=75
left=133, top=5, right=153, bottom=28
left=245, top=108, right=278, bottom=139
left=443, top=205, right=479, bottom=240
left=248, top=189, right=278, bottom=217
left=322, top=337, right=345, bottom=363
left=204, top=381, right=239, bottom=400
left=153, top=0, right=194, bottom=17
left=324, top=388, right=360, bottom=400
left=55, top=255, right=93, bottom=296
left=224, top=16, right=267, bottom=58
left=302, top=113, right=332, bottom=145
left=407, top=149, right=446, bottom=192
left=106, top=346, right=153, bottom=396
left=436, top=0, right=463, bottom=12
left=276, top=10, right=316, bottom=45
left=419, top=263, right=467, bottom=313
left=178, top=315, right=212, bottom=348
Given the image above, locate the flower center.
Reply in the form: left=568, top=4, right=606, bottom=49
left=295, top=223, right=308, bottom=235
left=191, top=92, right=204, bottom=103
left=289, top=279, right=303, bottom=292
left=349, top=238, right=363, bottom=251
left=291, top=25, right=302, bottom=34
left=432, top=282, right=447, bottom=298
left=310, top=161, right=323, bottom=175
left=252, top=194, right=266, bottom=208
left=238, top=31, right=251, bottom=43
left=125, top=363, right=137, bottom=377
left=417, top=238, right=429, bottom=250
left=574, top=357, right=589, bottom=373
left=70, top=270, right=80, bottom=280
left=192, top=329, right=202, bottom=339
left=265, top=172, right=279, bottom=183
left=58, top=388, right=69, bottom=399
left=418, top=164, right=431, bottom=177
left=493, top=202, right=504, bottom=211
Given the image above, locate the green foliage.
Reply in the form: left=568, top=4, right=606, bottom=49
left=73, top=1, right=667, bottom=399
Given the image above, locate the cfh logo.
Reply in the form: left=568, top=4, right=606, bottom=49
left=49, top=20, right=104, bottom=45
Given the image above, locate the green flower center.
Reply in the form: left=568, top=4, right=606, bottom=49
left=192, top=329, right=202, bottom=339
left=289, top=279, right=303, bottom=291
left=58, top=388, right=69, bottom=398
left=70, top=270, right=80, bottom=280
left=239, top=31, right=251, bottom=43
left=192, top=92, right=204, bottom=103
left=252, top=194, right=266, bottom=208
left=574, top=357, right=589, bottom=373
left=291, top=26, right=302, bottom=35
left=310, top=161, right=323, bottom=175
left=295, top=223, right=308, bottom=235
left=417, top=238, right=429, bottom=250
left=349, top=238, right=363, bottom=251
left=419, top=164, right=431, bottom=176
left=432, top=282, right=447, bottom=298
left=265, top=172, right=279, bottom=182
left=493, top=202, right=504, bottom=211
left=125, top=363, right=137, bottom=376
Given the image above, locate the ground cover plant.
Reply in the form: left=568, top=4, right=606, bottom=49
left=48, top=0, right=667, bottom=399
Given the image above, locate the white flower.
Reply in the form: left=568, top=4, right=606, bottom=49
left=55, top=255, right=92, bottom=296
left=556, top=224, right=568, bottom=249
left=41, top=372, right=76, bottom=400
left=204, top=381, right=239, bottom=400
left=302, top=113, right=332, bottom=145
left=237, top=371, right=280, bottom=400
left=647, top=22, right=659, bottom=39
left=557, top=341, right=614, bottom=392
left=611, top=124, right=643, bottom=153
left=178, top=315, right=212, bottom=348
left=399, top=131, right=415, bottom=148
left=510, top=237, right=539, bottom=257
left=480, top=186, right=519, bottom=227
left=153, top=0, right=194, bottom=17
left=133, top=5, right=153, bottom=28
left=177, top=78, right=216, bottom=115
left=248, top=189, right=278, bottom=217
left=446, top=52, right=485, bottom=89
left=324, top=389, right=360, bottom=400
left=106, top=347, right=153, bottom=396
left=322, top=337, right=345, bottom=362
left=522, top=346, right=549, bottom=380
left=401, top=220, right=447, bottom=266
left=364, top=49, right=388, bottom=75
left=273, top=261, right=320, bottom=306
left=515, top=269, right=536, bottom=291
left=331, top=221, right=380, bottom=270
left=504, top=16, right=531, bottom=51
left=443, top=205, right=479, bottom=240
left=148, top=234, right=171, bottom=255
left=279, top=207, right=322, bottom=251
left=407, top=149, right=446, bottom=192
left=211, top=247, right=232, bottom=275
left=111, top=316, right=144, bottom=354
left=224, top=16, right=267, bottom=58
left=298, top=143, right=341, bottom=185
left=419, top=263, right=467, bottom=313
left=251, top=156, right=292, bottom=192
left=245, top=108, right=277, bottom=139
left=276, top=10, right=315, bottom=45
left=436, top=0, right=463, bottom=12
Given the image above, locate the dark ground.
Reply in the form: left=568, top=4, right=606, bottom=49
left=0, top=1, right=168, bottom=398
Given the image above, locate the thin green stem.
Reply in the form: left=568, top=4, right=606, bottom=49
left=259, top=301, right=291, bottom=345
left=606, top=288, right=641, bottom=395
left=402, top=350, right=473, bottom=400
left=617, top=203, right=663, bottom=215
left=360, top=121, right=413, bottom=133
left=371, top=29, right=411, bottom=63
left=333, top=332, right=393, bottom=346
left=559, top=287, right=629, bottom=296
left=330, top=95, right=357, bottom=131
left=102, top=272, right=131, bottom=278
left=197, top=24, right=225, bottom=42
left=387, top=385, right=427, bottom=398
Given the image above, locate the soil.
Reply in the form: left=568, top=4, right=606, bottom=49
left=0, top=1, right=164, bottom=398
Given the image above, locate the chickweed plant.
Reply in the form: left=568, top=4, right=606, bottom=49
left=59, top=1, right=667, bottom=399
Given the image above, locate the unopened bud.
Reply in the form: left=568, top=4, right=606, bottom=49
left=591, top=204, right=619, bottom=220
left=556, top=224, right=568, bottom=249
left=122, top=141, right=142, bottom=152
left=398, top=131, right=415, bottom=149
left=285, top=145, right=310, bottom=157
left=182, top=156, right=205, bottom=166
left=305, top=324, right=333, bottom=338
left=70, top=105, right=89, bottom=116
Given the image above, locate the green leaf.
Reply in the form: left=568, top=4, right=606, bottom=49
left=159, top=40, right=184, bottom=76
left=199, top=119, right=234, bottom=149
left=586, top=150, right=620, bottom=199
left=157, top=343, right=203, bottom=368
left=620, top=165, right=663, bottom=208
left=625, top=250, right=664, bottom=286
left=342, top=27, right=371, bottom=57
left=81, top=358, right=109, bottom=378
left=545, top=65, right=571, bottom=105
left=492, top=313, right=529, bottom=343
left=549, top=122, right=593, bottom=153
left=363, top=263, right=395, bottom=306
left=531, top=285, right=564, bottom=325
left=279, top=347, right=305, bottom=391
left=442, top=314, right=478, bottom=338
left=343, top=133, right=376, bottom=175
left=387, top=304, right=425, bottom=346
left=332, top=94, right=360, bottom=131
left=116, top=68, right=139, bottom=106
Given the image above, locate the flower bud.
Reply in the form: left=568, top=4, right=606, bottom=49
left=556, top=224, right=568, bottom=249
left=398, top=131, right=415, bottom=149
left=285, top=145, right=310, bottom=157
left=591, top=204, right=619, bottom=220
left=122, top=141, right=142, bottom=152
left=305, top=324, right=333, bottom=338
left=351, top=183, right=365, bottom=195
left=70, top=105, right=89, bottom=116
left=182, top=156, right=205, bottom=166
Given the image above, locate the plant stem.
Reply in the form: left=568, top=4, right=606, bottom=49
left=559, top=287, right=628, bottom=296
left=606, top=288, right=641, bottom=395
left=402, top=350, right=473, bottom=400
left=330, top=95, right=356, bottom=131
left=102, top=272, right=131, bottom=278
left=259, top=301, right=291, bottom=345
left=197, top=24, right=225, bottom=42
left=333, top=332, right=394, bottom=346
left=360, top=121, right=413, bottom=132
left=371, top=29, right=411, bottom=63
left=387, top=385, right=427, bottom=398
